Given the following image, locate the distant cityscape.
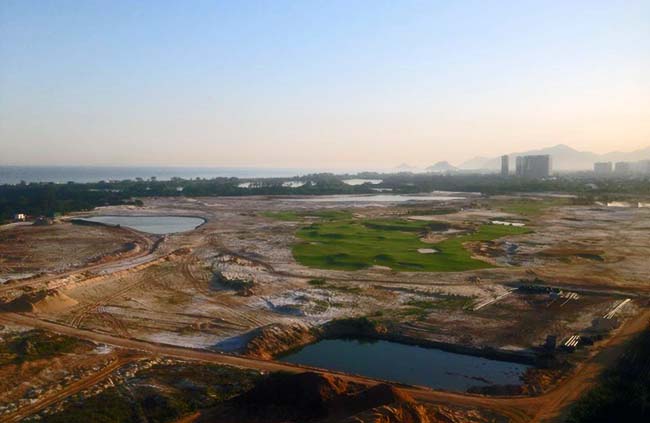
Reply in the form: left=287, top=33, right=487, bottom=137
left=500, top=154, right=553, bottom=178
left=495, top=154, right=650, bottom=179
left=593, top=160, right=650, bottom=176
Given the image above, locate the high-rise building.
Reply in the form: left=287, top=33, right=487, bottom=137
left=594, top=162, right=613, bottom=175
left=636, top=160, right=650, bottom=174
left=614, top=162, right=632, bottom=174
left=501, top=155, right=509, bottom=176
left=515, top=155, right=552, bottom=178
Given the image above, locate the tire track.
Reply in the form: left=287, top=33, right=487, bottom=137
left=2, top=357, right=136, bottom=423
left=2, top=309, right=649, bottom=423
left=67, top=273, right=147, bottom=330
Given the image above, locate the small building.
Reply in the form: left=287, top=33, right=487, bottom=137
left=13, top=213, right=26, bottom=222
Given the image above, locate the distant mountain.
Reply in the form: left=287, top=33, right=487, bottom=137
left=395, top=163, right=417, bottom=172
left=426, top=161, right=457, bottom=173
left=457, top=156, right=491, bottom=170
left=459, top=144, right=650, bottom=171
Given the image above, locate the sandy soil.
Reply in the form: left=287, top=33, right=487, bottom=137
left=1, top=194, right=649, bottom=422
left=0, top=222, right=145, bottom=282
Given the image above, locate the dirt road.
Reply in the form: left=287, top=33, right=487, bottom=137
left=1, top=308, right=648, bottom=423
left=1, top=357, right=136, bottom=423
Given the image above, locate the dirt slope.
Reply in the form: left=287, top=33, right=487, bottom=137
left=196, top=372, right=430, bottom=423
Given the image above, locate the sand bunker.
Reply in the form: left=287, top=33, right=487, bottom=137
left=417, top=248, right=438, bottom=254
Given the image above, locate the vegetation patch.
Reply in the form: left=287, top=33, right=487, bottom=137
left=362, top=219, right=449, bottom=233
left=538, top=248, right=605, bottom=262
left=0, top=330, right=84, bottom=365
left=307, top=278, right=327, bottom=287
left=41, top=363, right=261, bottom=423
left=399, top=296, right=473, bottom=320
left=261, top=211, right=302, bottom=221
left=567, top=326, right=650, bottom=422
left=405, top=207, right=459, bottom=215
left=293, top=217, right=530, bottom=272
left=307, top=278, right=362, bottom=294
left=322, top=317, right=387, bottom=338
left=262, top=210, right=352, bottom=222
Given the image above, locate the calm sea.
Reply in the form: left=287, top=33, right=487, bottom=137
left=0, top=166, right=320, bottom=185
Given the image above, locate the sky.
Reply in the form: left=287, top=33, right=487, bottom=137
left=1, top=0, right=648, bottom=169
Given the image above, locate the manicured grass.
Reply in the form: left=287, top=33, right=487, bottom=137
left=362, top=219, right=449, bottom=233
left=293, top=218, right=530, bottom=272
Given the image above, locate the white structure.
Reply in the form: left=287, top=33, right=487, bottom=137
left=13, top=213, right=26, bottom=221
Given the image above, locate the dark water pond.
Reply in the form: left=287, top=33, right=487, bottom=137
left=80, top=215, right=204, bottom=234
left=281, top=338, right=531, bottom=391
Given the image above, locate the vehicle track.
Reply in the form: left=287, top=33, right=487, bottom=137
left=0, top=225, right=158, bottom=294
left=1, top=357, right=137, bottom=423
left=1, top=308, right=648, bottom=423
left=180, top=255, right=266, bottom=327
left=67, top=273, right=147, bottom=330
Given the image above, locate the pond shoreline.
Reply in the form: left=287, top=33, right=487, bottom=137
left=280, top=337, right=533, bottom=392
left=71, top=214, right=207, bottom=234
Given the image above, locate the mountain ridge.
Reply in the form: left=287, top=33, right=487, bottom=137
left=425, top=161, right=457, bottom=173
left=459, top=144, right=650, bottom=171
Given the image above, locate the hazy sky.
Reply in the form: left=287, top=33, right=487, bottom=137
left=1, top=0, right=648, bottom=169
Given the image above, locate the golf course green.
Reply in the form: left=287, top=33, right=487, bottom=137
left=292, top=217, right=530, bottom=272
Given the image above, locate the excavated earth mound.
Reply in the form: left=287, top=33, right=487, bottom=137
left=197, top=372, right=431, bottom=423
left=2, top=290, right=78, bottom=313
left=239, top=321, right=318, bottom=359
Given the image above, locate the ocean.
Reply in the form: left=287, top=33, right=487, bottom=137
left=0, top=166, right=321, bottom=185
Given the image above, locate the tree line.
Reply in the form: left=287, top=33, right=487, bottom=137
left=2, top=173, right=649, bottom=223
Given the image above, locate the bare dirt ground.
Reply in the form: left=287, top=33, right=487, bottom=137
left=0, top=222, right=146, bottom=283
left=0, top=194, right=649, bottom=422
left=1, top=306, right=648, bottom=423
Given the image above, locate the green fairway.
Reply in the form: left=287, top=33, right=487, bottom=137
left=262, top=210, right=352, bottom=221
left=293, top=218, right=530, bottom=272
